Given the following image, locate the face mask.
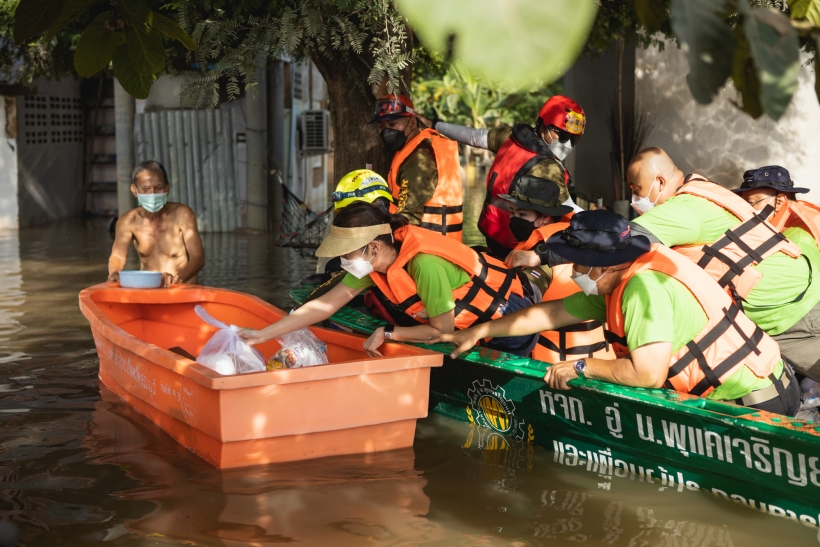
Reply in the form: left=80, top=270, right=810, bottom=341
left=137, top=192, right=167, bottom=213
left=340, top=247, right=376, bottom=279
left=631, top=179, right=660, bottom=215
left=509, top=216, right=537, bottom=242
left=381, top=128, right=408, bottom=153
left=750, top=195, right=775, bottom=217
left=571, top=268, right=606, bottom=296
left=548, top=139, right=574, bottom=161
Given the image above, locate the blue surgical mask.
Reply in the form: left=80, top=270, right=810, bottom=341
left=138, top=192, right=167, bottom=213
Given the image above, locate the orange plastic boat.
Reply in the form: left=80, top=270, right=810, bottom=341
left=78, top=283, right=443, bottom=468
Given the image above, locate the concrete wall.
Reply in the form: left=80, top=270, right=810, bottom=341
left=0, top=97, right=19, bottom=230
left=16, top=78, right=84, bottom=227
left=635, top=42, right=820, bottom=198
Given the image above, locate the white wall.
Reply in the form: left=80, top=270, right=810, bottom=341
left=0, top=97, right=19, bottom=230
left=635, top=42, right=820, bottom=200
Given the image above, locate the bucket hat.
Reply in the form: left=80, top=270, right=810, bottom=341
left=499, top=176, right=573, bottom=217
left=731, top=165, right=809, bottom=194
left=544, top=210, right=650, bottom=267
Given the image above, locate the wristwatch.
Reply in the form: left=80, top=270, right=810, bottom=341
left=573, top=358, right=587, bottom=379
left=384, top=324, right=395, bottom=341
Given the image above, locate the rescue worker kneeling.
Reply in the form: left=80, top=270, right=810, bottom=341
left=435, top=211, right=800, bottom=416
left=499, top=175, right=613, bottom=363
left=239, top=202, right=538, bottom=357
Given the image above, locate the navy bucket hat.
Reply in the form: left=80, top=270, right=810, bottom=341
left=731, top=165, right=809, bottom=195
left=545, top=210, right=651, bottom=267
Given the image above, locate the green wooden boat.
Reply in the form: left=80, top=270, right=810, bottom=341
left=289, top=286, right=820, bottom=530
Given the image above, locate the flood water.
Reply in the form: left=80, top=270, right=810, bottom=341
left=1, top=206, right=819, bottom=545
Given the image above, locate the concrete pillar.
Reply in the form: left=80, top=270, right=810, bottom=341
left=267, top=60, right=285, bottom=236
left=114, top=80, right=135, bottom=216
left=246, top=61, right=268, bottom=231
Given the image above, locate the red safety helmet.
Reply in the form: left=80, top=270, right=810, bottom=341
left=537, top=95, right=586, bottom=137
left=369, top=94, right=415, bottom=124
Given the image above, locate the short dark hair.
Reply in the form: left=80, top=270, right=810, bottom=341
left=132, top=160, right=169, bottom=186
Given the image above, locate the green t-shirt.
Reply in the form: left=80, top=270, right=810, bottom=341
left=633, top=193, right=820, bottom=335
left=341, top=253, right=471, bottom=318
left=562, top=270, right=781, bottom=401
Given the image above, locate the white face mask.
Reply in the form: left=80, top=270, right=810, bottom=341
left=571, top=268, right=607, bottom=296
left=631, top=179, right=660, bottom=215
left=340, top=247, right=375, bottom=279
left=548, top=139, right=574, bottom=161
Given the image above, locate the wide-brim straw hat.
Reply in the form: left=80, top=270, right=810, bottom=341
left=315, top=223, right=393, bottom=257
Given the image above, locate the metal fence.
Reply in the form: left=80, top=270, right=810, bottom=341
left=134, top=109, right=241, bottom=232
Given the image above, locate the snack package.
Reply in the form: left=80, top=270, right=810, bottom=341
left=194, top=305, right=266, bottom=375
left=266, top=328, right=329, bottom=370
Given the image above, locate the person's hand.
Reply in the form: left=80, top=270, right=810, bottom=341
left=237, top=328, right=266, bottom=346
left=107, top=271, right=120, bottom=283
left=505, top=250, right=540, bottom=269
left=428, top=328, right=481, bottom=358
left=161, top=272, right=181, bottom=288
left=543, top=360, right=580, bottom=390
left=363, top=327, right=385, bottom=357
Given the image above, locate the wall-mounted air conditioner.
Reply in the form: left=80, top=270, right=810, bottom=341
left=299, top=110, right=331, bottom=155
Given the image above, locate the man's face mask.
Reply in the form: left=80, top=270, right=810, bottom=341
left=631, top=178, right=661, bottom=215
left=340, top=246, right=376, bottom=279
left=380, top=128, right=407, bottom=152
left=571, top=268, right=607, bottom=296
left=509, top=216, right=537, bottom=242
left=138, top=192, right=167, bottom=213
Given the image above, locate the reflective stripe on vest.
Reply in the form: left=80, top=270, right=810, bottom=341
left=480, top=135, right=570, bottom=250
left=606, top=244, right=779, bottom=397
left=514, top=219, right=615, bottom=363
left=387, top=128, right=464, bottom=241
left=368, top=225, right=526, bottom=329
left=771, top=200, right=820, bottom=247
left=673, top=177, right=801, bottom=298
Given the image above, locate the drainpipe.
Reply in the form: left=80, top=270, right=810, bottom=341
left=114, top=79, right=135, bottom=216
left=245, top=58, right=268, bottom=231
left=267, top=60, right=285, bottom=236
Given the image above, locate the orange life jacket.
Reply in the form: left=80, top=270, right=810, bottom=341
left=480, top=123, right=570, bottom=250
left=606, top=244, right=779, bottom=397
left=514, top=221, right=614, bottom=363
left=672, top=176, right=801, bottom=299
left=770, top=199, right=820, bottom=246
left=387, top=128, right=464, bottom=241
left=368, top=225, right=527, bottom=329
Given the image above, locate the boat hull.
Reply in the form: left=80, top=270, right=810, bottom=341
left=80, top=284, right=442, bottom=468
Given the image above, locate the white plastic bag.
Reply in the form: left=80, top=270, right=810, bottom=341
left=267, top=328, right=329, bottom=369
left=194, top=305, right=266, bottom=375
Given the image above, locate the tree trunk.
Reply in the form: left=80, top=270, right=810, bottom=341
left=311, top=43, right=412, bottom=182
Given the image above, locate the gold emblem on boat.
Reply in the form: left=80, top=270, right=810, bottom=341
left=467, top=379, right=526, bottom=439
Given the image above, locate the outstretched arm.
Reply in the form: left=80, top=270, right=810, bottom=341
left=545, top=341, right=671, bottom=390
left=238, top=281, right=360, bottom=345
left=433, top=122, right=490, bottom=150
left=430, top=300, right=581, bottom=358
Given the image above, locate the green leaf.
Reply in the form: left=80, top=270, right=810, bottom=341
left=742, top=6, right=800, bottom=120
left=394, top=0, right=598, bottom=89
left=74, top=12, right=126, bottom=76
left=126, top=22, right=166, bottom=75
left=148, top=10, right=196, bottom=50
left=112, top=44, right=154, bottom=99
left=45, top=0, right=104, bottom=41
left=730, top=26, right=764, bottom=119
left=116, top=0, right=149, bottom=25
left=13, top=0, right=67, bottom=45
left=789, top=0, right=820, bottom=25
left=635, top=0, right=667, bottom=34
left=669, top=0, right=735, bottom=105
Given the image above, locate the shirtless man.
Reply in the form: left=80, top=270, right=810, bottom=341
left=107, top=160, right=205, bottom=287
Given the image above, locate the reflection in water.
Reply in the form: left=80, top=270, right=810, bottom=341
left=0, top=196, right=818, bottom=546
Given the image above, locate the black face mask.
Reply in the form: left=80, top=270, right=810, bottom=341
left=509, top=216, right=536, bottom=242
left=380, top=128, right=407, bottom=152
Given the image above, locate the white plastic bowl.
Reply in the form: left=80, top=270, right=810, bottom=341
left=119, top=271, right=162, bottom=289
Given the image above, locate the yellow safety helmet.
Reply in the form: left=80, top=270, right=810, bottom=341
left=332, top=169, right=394, bottom=210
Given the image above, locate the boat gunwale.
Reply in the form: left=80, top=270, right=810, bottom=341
left=79, top=283, right=442, bottom=391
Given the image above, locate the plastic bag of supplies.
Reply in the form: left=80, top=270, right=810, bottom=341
left=267, top=328, right=329, bottom=370
left=194, top=305, right=266, bottom=375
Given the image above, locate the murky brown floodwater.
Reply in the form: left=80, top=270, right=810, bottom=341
left=2, top=189, right=819, bottom=545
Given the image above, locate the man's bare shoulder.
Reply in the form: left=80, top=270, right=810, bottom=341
left=115, top=208, right=142, bottom=230
left=166, top=203, right=200, bottom=227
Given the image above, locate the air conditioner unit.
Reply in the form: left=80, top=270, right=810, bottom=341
left=299, top=110, right=331, bottom=155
